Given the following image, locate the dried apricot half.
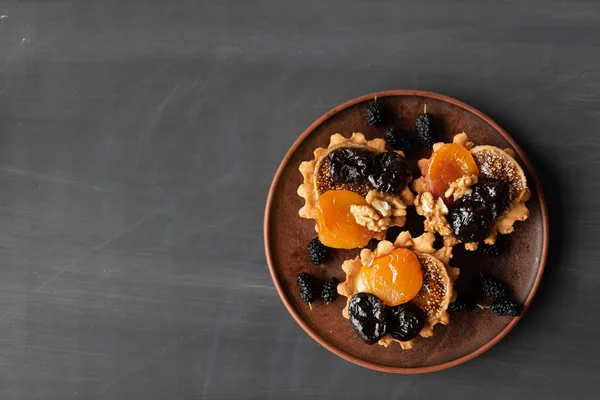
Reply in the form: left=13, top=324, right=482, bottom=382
left=359, top=248, right=423, bottom=306
left=315, top=190, right=372, bottom=249
left=425, top=143, right=479, bottom=198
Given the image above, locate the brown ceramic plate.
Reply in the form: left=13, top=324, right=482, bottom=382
left=264, top=90, right=548, bottom=374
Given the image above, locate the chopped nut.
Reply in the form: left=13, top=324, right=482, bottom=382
left=464, top=242, right=478, bottom=251
left=393, top=231, right=414, bottom=248
left=434, top=246, right=454, bottom=265
left=452, top=132, right=473, bottom=149
left=414, top=192, right=453, bottom=237
left=370, top=198, right=392, bottom=217
left=399, top=185, right=416, bottom=206
left=411, top=176, right=428, bottom=194
left=365, top=190, right=407, bottom=217
left=351, top=205, right=387, bottom=232
left=444, top=174, right=478, bottom=201
left=418, top=192, right=435, bottom=213
left=351, top=190, right=409, bottom=233
left=443, top=235, right=460, bottom=248
left=411, top=232, right=436, bottom=254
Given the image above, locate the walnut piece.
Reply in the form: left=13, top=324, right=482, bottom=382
left=444, top=174, right=478, bottom=201
left=464, top=242, right=478, bottom=251
left=414, top=192, right=453, bottom=236
left=351, top=190, right=409, bottom=233
left=414, top=174, right=478, bottom=237
left=350, top=205, right=391, bottom=232
left=452, top=132, right=473, bottom=149
left=365, top=190, right=407, bottom=217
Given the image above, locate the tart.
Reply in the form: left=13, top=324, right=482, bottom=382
left=337, top=232, right=459, bottom=349
left=298, top=133, right=415, bottom=249
left=412, top=133, right=530, bottom=250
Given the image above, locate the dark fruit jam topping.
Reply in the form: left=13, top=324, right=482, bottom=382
left=462, top=179, right=509, bottom=219
left=366, top=152, right=412, bottom=194
left=387, top=302, right=426, bottom=342
left=328, top=149, right=411, bottom=194
left=327, top=148, right=373, bottom=184
left=348, top=293, right=387, bottom=345
left=447, top=203, right=491, bottom=243
left=447, top=179, right=510, bottom=243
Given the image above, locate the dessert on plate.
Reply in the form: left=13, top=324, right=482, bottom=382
left=337, top=232, right=459, bottom=349
left=412, top=132, right=530, bottom=250
left=290, top=98, right=529, bottom=353
left=297, top=132, right=414, bottom=249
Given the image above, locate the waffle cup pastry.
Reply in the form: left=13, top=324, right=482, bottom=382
left=412, top=133, right=530, bottom=250
left=337, top=232, right=459, bottom=349
left=298, top=133, right=415, bottom=248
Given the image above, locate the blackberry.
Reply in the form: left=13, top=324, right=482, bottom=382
left=365, top=101, right=385, bottom=126
left=321, top=278, right=339, bottom=304
left=296, top=273, right=317, bottom=306
left=477, top=239, right=504, bottom=257
left=490, top=298, right=521, bottom=317
left=348, top=293, right=387, bottom=345
left=415, top=104, right=435, bottom=147
left=480, top=276, right=509, bottom=300
left=387, top=302, right=426, bottom=341
left=366, top=152, right=412, bottom=193
left=448, top=295, right=476, bottom=313
left=307, top=238, right=329, bottom=265
left=385, top=127, right=412, bottom=153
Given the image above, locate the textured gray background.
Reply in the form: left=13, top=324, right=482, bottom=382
left=0, top=0, right=598, bottom=399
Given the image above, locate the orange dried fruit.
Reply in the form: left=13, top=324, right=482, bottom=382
left=315, top=190, right=372, bottom=249
left=359, top=248, right=423, bottom=306
left=425, top=143, right=479, bottom=198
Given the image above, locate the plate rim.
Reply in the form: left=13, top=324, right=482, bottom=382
left=263, top=90, right=549, bottom=374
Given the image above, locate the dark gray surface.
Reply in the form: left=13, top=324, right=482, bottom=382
left=0, top=0, right=598, bottom=399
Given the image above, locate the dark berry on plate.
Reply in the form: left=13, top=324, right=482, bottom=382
left=348, top=293, right=387, bottom=345
left=385, top=127, right=412, bottom=153
left=415, top=105, right=435, bottom=147
left=297, top=273, right=317, bottom=306
left=448, top=295, right=476, bottom=313
left=447, top=203, right=492, bottom=243
left=366, top=152, right=412, bottom=193
left=387, top=302, right=426, bottom=341
left=477, top=238, right=504, bottom=257
left=490, top=298, right=521, bottom=317
left=327, top=148, right=373, bottom=184
left=480, top=276, right=509, bottom=300
left=365, top=101, right=386, bottom=126
left=307, top=237, right=329, bottom=265
left=321, top=278, right=339, bottom=304
left=462, top=179, right=510, bottom=220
